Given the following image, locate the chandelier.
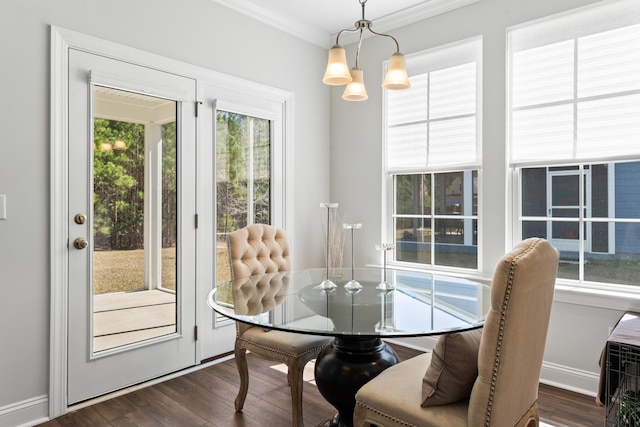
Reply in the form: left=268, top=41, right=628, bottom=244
left=322, top=0, right=411, bottom=101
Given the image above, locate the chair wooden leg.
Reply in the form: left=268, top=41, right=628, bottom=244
left=353, top=402, right=367, bottom=427
left=288, top=360, right=305, bottom=427
left=234, top=341, right=249, bottom=412
left=516, top=402, right=539, bottom=427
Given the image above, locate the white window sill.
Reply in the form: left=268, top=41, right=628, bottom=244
left=553, top=282, right=640, bottom=311
left=377, top=262, right=640, bottom=311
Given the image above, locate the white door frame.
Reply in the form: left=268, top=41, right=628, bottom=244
left=50, top=26, right=294, bottom=418
left=546, top=168, right=592, bottom=252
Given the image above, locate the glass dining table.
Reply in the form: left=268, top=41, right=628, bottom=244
left=207, top=267, right=490, bottom=427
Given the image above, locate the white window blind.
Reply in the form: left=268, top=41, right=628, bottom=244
left=509, top=0, right=640, bottom=166
left=386, top=38, right=481, bottom=172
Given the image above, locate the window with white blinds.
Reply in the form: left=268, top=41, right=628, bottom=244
left=386, top=37, right=482, bottom=171
left=509, top=0, right=640, bottom=166
left=384, top=38, right=482, bottom=272
left=510, top=0, right=640, bottom=288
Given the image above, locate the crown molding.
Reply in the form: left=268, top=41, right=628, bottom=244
left=209, top=0, right=482, bottom=48
left=335, top=0, right=483, bottom=45
left=208, top=0, right=329, bottom=47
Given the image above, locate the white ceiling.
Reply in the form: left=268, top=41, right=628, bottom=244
left=209, top=0, right=481, bottom=47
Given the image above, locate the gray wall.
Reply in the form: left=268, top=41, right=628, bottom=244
left=329, top=0, right=639, bottom=396
left=0, top=0, right=329, bottom=424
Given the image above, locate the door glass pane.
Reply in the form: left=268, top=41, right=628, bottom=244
left=551, top=209, right=580, bottom=239
left=548, top=171, right=584, bottom=253
left=215, top=110, right=271, bottom=288
left=92, top=85, right=177, bottom=353
left=551, top=174, right=579, bottom=205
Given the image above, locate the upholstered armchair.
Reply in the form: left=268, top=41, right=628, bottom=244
left=353, top=238, right=559, bottom=427
left=227, top=224, right=331, bottom=427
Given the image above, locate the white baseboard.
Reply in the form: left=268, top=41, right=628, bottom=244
left=0, top=395, right=49, bottom=427
left=540, top=361, right=599, bottom=397
left=389, top=337, right=600, bottom=397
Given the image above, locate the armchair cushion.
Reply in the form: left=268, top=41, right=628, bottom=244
left=421, top=328, right=483, bottom=407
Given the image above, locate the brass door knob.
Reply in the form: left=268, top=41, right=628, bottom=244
left=73, top=237, right=89, bottom=250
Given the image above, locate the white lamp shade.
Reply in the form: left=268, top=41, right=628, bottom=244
left=342, top=68, right=368, bottom=101
left=323, top=46, right=352, bottom=86
left=382, top=52, right=411, bottom=90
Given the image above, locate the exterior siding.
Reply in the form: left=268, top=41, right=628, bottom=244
left=615, top=161, right=640, bottom=255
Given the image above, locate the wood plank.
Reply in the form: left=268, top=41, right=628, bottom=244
left=123, top=386, right=209, bottom=426
left=93, top=326, right=176, bottom=352
left=94, top=304, right=175, bottom=336
left=94, top=290, right=175, bottom=312
left=538, top=384, right=603, bottom=427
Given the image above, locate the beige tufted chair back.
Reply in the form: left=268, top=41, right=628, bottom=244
left=225, top=224, right=330, bottom=427
left=227, top=224, right=292, bottom=280
left=468, top=237, right=559, bottom=426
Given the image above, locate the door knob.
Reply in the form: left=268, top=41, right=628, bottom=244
left=73, top=237, right=89, bottom=250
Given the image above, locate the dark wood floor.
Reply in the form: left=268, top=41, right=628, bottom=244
left=38, top=343, right=603, bottom=427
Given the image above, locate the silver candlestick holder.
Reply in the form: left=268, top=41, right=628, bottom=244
left=375, top=243, right=395, bottom=293
left=343, top=223, right=363, bottom=293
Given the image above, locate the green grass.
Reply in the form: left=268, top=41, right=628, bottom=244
left=93, top=248, right=176, bottom=294
left=557, top=258, right=640, bottom=286
left=93, top=243, right=232, bottom=295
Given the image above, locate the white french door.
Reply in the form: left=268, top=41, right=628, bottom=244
left=196, top=81, right=289, bottom=358
left=67, top=49, right=198, bottom=404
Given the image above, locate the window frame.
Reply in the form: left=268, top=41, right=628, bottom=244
left=383, top=37, right=482, bottom=274
left=507, top=0, right=640, bottom=293
left=389, top=169, right=479, bottom=271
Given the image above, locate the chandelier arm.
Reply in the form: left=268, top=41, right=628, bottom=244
left=367, top=27, right=401, bottom=53
left=334, top=26, right=360, bottom=46
left=355, top=28, right=365, bottom=69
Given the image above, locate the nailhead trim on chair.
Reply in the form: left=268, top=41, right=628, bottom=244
left=239, top=337, right=329, bottom=358
left=227, top=237, right=236, bottom=281
left=483, top=239, right=540, bottom=427
left=354, top=401, right=417, bottom=427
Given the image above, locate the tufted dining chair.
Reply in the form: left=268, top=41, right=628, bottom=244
left=227, top=223, right=331, bottom=427
left=353, top=238, right=559, bottom=427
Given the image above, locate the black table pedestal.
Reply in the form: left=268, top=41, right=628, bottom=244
left=314, top=336, right=398, bottom=427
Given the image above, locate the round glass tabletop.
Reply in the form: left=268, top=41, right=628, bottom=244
left=207, top=267, right=489, bottom=338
